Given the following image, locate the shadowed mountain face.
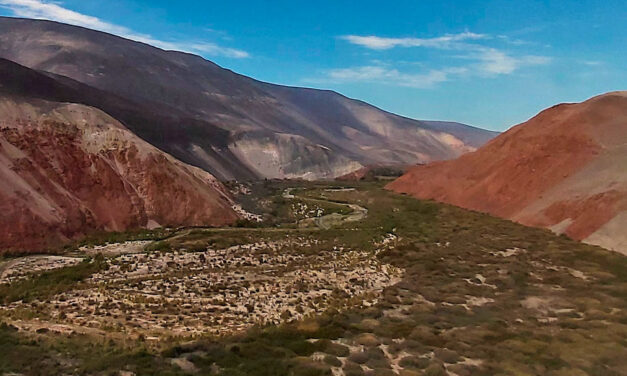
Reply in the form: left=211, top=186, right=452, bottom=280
left=0, top=60, right=238, bottom=253
left=388, top=92, right=627, bottom=254
left=0, top=17, right=497, bottom=180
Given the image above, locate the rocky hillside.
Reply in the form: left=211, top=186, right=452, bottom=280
left=388, top=92, right=627, bottom=253
left=0, top=63, right=238, bottom=253
left=0, top=16, right=497, bottom=180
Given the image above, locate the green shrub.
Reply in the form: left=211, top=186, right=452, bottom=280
left=144, top=240, right=172, bottom=252
left=399, top=356, right=430, bottom=370
left=434, top=348, right=460, bottom=363
left=347, top=351, right=368, bottom=364
left=0, top=255, right=106, bottom=303
left=320, top=341, right=350, bottom=357
left=324, top=355, right=342, bottom=367
left=424, top=363, right=447, bottom=376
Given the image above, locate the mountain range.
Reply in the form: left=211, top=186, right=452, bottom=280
left=0, top=16, right=497, bottom=181
left=14, top=16, right=626, bottom=255
left=388, top=91, right=627, bottom=254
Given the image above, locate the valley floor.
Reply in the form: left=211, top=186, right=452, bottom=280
left=0, top=181, right=626, bottom=376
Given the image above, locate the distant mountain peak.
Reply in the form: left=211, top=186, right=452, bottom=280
left=0, top=16, right=497, bottom=180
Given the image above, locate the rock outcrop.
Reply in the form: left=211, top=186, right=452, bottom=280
left=0, top=96, right=237, bottom=253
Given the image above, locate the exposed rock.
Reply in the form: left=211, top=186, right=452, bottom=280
left=0, top=96, right=237, bottom=253
left=388, top=92, right=627, bottom=254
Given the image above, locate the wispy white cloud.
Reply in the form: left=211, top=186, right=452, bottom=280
left=581, top=60, right=603, bottom=66
left=471, top=48, right=551, bottom=75
left=308, top=66, right=469, bottom=88
left=496, top=35, right=532, bottom=46
left=0, top=0, right=249, bottom=58
left=340, top=32, right=487, bottom=50
left=315, top=30, right=552, bottom=88
left=178, top=42, right=249, bottom=59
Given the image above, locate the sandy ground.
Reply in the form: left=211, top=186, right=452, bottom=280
left=79, top=241, right=151, bottom=256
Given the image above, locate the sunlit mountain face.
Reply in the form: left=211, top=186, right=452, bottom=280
left=0, top=17, right=497, bottom=181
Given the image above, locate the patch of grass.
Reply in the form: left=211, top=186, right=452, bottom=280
left=0, top=254, right=107, bottom=304
left=0, top=322, right=184, bottom=376
left=27, top=227, right=178, bottom=255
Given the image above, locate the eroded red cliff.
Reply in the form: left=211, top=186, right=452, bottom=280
left=0, top=97, right=238, bottom=253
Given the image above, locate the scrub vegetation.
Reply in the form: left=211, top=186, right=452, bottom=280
left=0, top=181, right=625, bottom=376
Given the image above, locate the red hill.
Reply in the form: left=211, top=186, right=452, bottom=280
left=387, top=92, right=627, bottom=254
left=0, top=59, right=238, bottom=253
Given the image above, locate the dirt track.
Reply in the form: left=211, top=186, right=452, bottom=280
left=283, top=188, right=368, bottom=229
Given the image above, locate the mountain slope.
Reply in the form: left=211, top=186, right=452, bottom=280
left=0, top=16, right=497, bottom=180
left=420, top=120, right=499, bottom=148
left=388, top=92, right=627, bottom=254
left=0, top=57, right=259, bottom=180
left=0, top=62, right=238, bottom=253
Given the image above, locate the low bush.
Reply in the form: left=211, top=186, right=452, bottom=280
left=0, top=254, right=106, bottom=304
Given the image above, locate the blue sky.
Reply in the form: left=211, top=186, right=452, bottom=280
left=0, top=0, right=625, bottom=131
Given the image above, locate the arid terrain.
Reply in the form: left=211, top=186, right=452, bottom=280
left=1, top=181, right=625, bottom=376
left=0, top=95, right=238, bottom=253
left=388, top=92, right=627, bottom=254
left=0, top=58, right=240, bottom=253
left=0, top=8, right=623, bottom=376
left=3, top=239, right=401, bottom=338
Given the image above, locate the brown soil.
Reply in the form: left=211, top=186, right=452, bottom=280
left=387, top=92, right=627, bottom=250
